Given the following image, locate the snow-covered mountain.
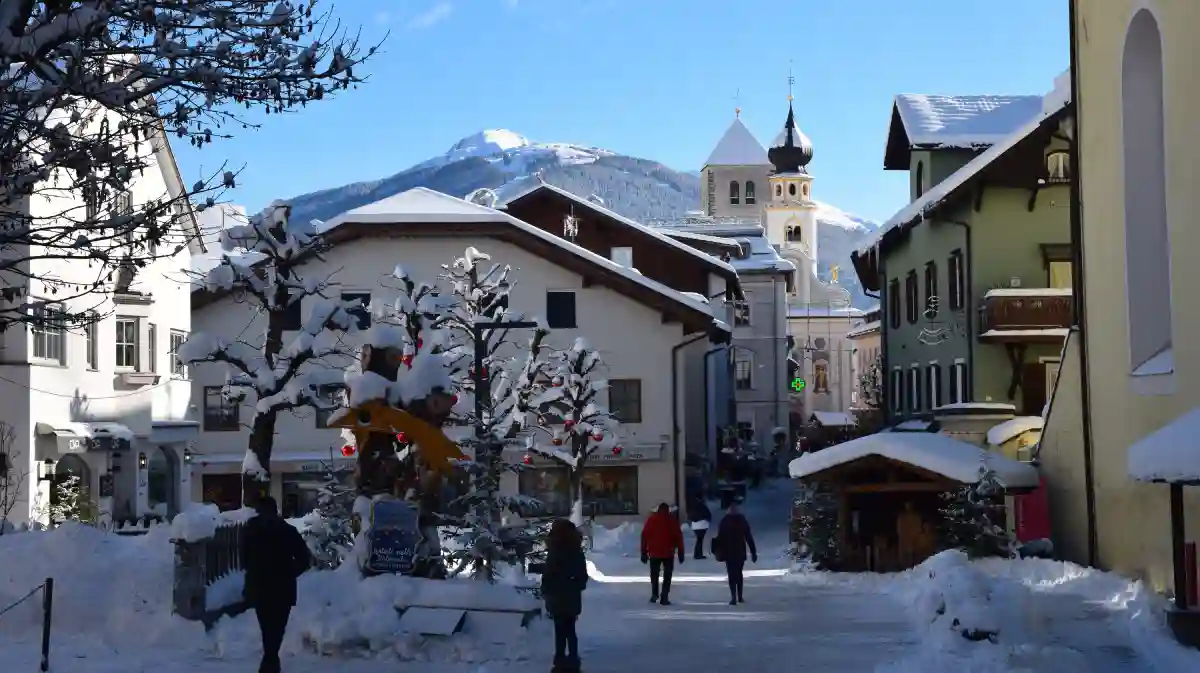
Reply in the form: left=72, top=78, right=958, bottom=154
left=282, top=129, right=881, bottom=307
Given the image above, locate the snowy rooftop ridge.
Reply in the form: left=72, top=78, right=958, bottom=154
left=893, top=94, right=1045, bottom=148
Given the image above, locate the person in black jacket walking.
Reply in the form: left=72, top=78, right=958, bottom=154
left=241, top=496, right=313, bottom=673
left=541, top=519, right=589, bottom=672
left=686, top=496, right=712, bottom=560
left=714, top=501, right=757, bottom=606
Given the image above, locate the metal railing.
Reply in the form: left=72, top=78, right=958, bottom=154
left=0, top=577, right=54, bottom=671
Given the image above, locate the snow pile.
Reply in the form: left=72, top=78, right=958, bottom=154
left=169, top=503, right=256, bottom=542
left=588, top=521, right=641, bottom=556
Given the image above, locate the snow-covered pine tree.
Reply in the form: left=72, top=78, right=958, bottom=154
left=790, top=482, right=841, bottom=568
left=527, top=338, right=621, bottom=526
left=302, top=455, right=357, bottom=570
left=436, top=247, right=555, bottom=581
left=937, top=462, right=1016, bottom=559
left=180, top=203, right=360, bottom=506
left=0, top=1, right=374, bottom=332
left=36, top=476, right=102, bottom=528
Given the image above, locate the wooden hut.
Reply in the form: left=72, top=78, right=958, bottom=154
left=788, top=432, right=1039, bottom=572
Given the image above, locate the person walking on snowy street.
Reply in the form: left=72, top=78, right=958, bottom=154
left=541, top=519, right=589, bottom=673
left=686, top=496, right=712, bottom=560
left=715, top=501, right=757, bottom=606
left=641, top=503, right=685, bottom=605
left=241, top=496, right=313, bottom=673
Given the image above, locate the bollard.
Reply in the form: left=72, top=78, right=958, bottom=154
left=40, top=577, right=53, bottom=672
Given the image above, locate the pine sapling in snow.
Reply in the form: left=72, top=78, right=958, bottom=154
left=527, top=338, right=621, bottom=526
left=180, top=203, right=361, bottom=505
left=790, top=482, right=841, bottom=569
left=937, top=462, right=1016, bottom=559
left=437, top=247, right=554, bottom=581
left=302, top=459, right=357, bottom=570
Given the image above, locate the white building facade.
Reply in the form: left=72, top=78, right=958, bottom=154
left=0, top=131, right=203, bottom=529
left=187, top=188, right=728, bottom=521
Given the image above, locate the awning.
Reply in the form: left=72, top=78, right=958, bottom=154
left=35, top=421, right=134, bottom=453
left=810, top=411, right=856, bottom=427
left=1128, top=406, right=1200, bottom=485
left=193, top=450, right=353, bottom=472
left=150, top=420, right=201, bottom=444
left=788, top=431, right=1039, bottom=490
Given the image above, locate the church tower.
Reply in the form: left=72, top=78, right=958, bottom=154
left=700, top=110, right=771, bottom=218
left=764, top=95, right=818, bottom=302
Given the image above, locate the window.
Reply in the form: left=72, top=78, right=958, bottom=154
left=736, top=421, right=754, bottom=443
left=775, top=184, right=782, bottom=197
left=915, top=160, right=925, bottom=198
left=1048, top=260, right=1073, bottom=289
left=733, top=300, right=751, bottom=327
left=280, top=292, right=303, bottom=331
left=203, top=386, right=240, bottom=431
left=314, top=384, right=346, bottom=428
left=169, top=330, right=188, bottom=377
left=729, top=180, right=740, bottom=205
left=1044, top=359, right=1061, bottom=405
left=610, top=246, right=633, bottom=268
left=905, top=271, right=919, bottom=324
left=84, top=314, right=97, bottom=370
left=518, top=466, right=638, bottom=517
left=788, top=183, right=797, bottom=197
left=950, top=361, right=967, bottom=404
left=745, top=181, right=756, bottom=205
left=888, top=279, right=901, bottom=329
left=908, top=365, right=921, bottom=413
left=28, top=302, right=65, bottom=363
left=82, top=182, right=101, bottom=220
left=926, top=363, right=942, bottom=410
left=341, top=292, right=371, bottom=331
left=115, top=318, right=139, bottom=369
left=148, top=323, right=157, bottom=373
left=607, top=379, right=642, bottom=423
left=546, top=290, right=577, bottom=329
left=735, top=354, right=753, bottom=390
left=1046, top=150, right=1070, bottom=182
left=890, top=368, right=903, bottom=413
left=802, top=184, right=809, bottom=198
left=924, top=261, right=938, bottom=319
left=948, top=249, right=965, bottom=311
left=814, top=361, right=829, bottom=394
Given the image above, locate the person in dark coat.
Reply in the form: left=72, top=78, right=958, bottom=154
left=640, top=503, right=685, bottom=605
left=715, top=501, right=757, bottom=606
left=241, top=496, right=313, bottom=673
left=540, top=519, right=588, bottom=673
left=686, top=496, right=712, bottom=560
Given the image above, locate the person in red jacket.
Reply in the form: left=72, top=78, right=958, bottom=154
left=641, top=502, right=685, bottom=605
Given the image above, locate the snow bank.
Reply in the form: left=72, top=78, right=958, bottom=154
left=169, top=503, right=257, bottom=542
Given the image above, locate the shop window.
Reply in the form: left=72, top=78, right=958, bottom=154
left=518, top=466, right=639, bottom=517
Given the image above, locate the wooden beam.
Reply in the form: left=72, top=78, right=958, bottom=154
left=844, top=482, right=953, bottom=494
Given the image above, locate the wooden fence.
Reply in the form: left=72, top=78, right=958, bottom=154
left=172, top=522, right=249, bottom=627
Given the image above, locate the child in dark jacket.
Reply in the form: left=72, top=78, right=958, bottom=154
left=715, top=502, right=757, bottom=605
left=541, top=519, right=589, bottom=672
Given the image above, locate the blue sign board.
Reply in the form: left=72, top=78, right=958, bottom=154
left=365, top=500, right=424, bottom=575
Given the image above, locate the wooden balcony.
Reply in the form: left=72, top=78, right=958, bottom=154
left=978, top=288, right=1072, bottom=343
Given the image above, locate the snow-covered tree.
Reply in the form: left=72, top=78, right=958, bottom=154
left=35, top=476, right=101, bottom=527
left=436, top=247, right=555, bottom=581
left=790, top=482, right=841, bottom=568
left=526, top=338, right=621, bottom=526
left=937, top=463, right=1016, bottom=559
left=0, top=422, right=25, bottom=534
left=0, top=1, right=374, bottom=331
left=180, top=203, right=360, bottom=505
left=302, top=457, right=356, bottom=570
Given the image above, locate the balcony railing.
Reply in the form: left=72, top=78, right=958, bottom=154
left=978, top=288, right=1072, bottom=341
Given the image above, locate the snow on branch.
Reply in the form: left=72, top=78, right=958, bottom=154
left=525, top=337, right=621, bottom=469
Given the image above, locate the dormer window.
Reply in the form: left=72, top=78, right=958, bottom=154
left=729, top=181, right=741, bottom=205
left=1046, top=150, right=1070, bottom=183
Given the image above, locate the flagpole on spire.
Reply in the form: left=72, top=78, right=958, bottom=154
left=788, top=60, right=795, bottom=103
left=734, top=88, right=741, bottom=118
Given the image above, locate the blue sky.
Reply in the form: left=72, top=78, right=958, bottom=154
left=173, top=0, right=1069, bottom=224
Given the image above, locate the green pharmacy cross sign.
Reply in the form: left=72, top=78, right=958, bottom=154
left=790, top=378, right=806, bottom=392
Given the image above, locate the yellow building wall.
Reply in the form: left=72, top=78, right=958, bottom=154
left=1076, top=0, right=1200, bottom=591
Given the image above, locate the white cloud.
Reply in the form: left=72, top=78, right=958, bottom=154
left=407, top=1, right=453, bottom=30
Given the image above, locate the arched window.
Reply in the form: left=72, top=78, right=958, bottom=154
left=745, top=181, right=756, bottom=205
left=1123, top=9, right=1173, bottom=374
left=802, top=184, right=809, bottom=198
left=814, top=361, right=829, bottom=394
left=788, top=183, right=797, bottom=197
left=729, top=180, right=741, bottom=205
left=775, top=184, right=782, bottom=197
left=915, top=160, right=925, bottom=198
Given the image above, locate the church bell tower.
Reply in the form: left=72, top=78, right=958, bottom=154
left=764, top=79, right=818, bottom=301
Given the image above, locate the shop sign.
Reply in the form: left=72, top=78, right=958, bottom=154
left=364, top=500, right=423, bottom=576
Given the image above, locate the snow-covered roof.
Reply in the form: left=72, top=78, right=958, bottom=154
left=34, top=421, right=135, bottom=441
left=986, top=417, right=1045, bottom=447
left=983, top=288, right=1073, bottom=299
left=323, top=188, right=727, bottom=331
left=1128, top=406, right=1200, bottom=484
left=787, top=304, right=864, bottom=319
left=704, top=117, right=770, bottom=167
left=979, top=328, right=1070, bottom=340
left=811, top=411, right=856, bottom=427
left=858, top=95, right=1072, bottom=259
left=893, top=94, right=1045, bottom=149
left=499, top=182, right=738, bottom=276
left=659, top=229, right=741, bottom=249
left=845, top=320, right=881, bottom=339
left=788, top=432, right=1039, bottom=489
left=729, top=230, right=795, bottom=274
left=933, top=402, right=1017, bottom=415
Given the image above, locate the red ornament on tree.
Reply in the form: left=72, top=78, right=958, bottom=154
left=551, top=437, right=564, bottom=446
left=395, top=431, right=408, bottom=443
left=522, top=454, right=533, bottom=465
left=401, top=354, right=414, bottom=367
left=340, top=445, right=356, bottom=457
left=563, top=419, right=576, bottom=430
left=611, top=446, right=623, bottom=456
left=591, top=432, right=603, bottom=442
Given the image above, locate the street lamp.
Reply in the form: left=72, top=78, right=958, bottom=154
left=37, top=458, right=56, bottom=482
left=137, top=452, right=147, bottom=470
